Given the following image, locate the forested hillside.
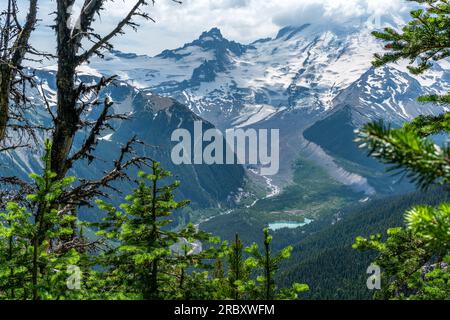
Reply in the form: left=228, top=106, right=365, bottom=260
left=203, top=185, right=449, bottom=300
left=281, top=187, right=450, bottom=299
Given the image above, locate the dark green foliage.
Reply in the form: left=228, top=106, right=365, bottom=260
left=226, top=234, right=250, bottom=300
left=355, top=0, right=450, bottom=300
left=1, top=154, right=305, bottom=300
left=242, top=228, right=309, bottom=300
left=372, top=0, right=450, bottom=77
left=91, top=161, right=218, bottom=300
left=0, top=141, right=92, bottom=300
left=356, top=120, right=450, bottom=188
left=281, top=187, right=449, bottom=300
left=354, top=227, right=449, bottom=300
left=0, top=203, right=32, bottom=299
left=212, top=230, right=309, bottom=300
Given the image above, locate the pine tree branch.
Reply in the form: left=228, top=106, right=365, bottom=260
left=372, top=1, right=450, bottom=73
left=356, top=121, right=450, bottom=189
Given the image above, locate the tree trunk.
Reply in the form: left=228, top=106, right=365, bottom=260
left=32, top=203, right=46, bottom=300
left=0, top=0, right=38, bottom=144
left=0, top=66, right=11, bottom=142
left=52, top=1, right=78, bottom=179
left=145, top=168, right=159, bottom=299
left=264, top=241, right=271, bottom=300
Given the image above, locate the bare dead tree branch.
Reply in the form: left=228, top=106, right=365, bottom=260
left=0, top=143, right=29, bottom=153
left=0, top=176, right=35, bottom=209
left=0, top=0, right=38, bottom=144
left=5, top=1, right=175, bottom=266
left=52, top=235, right=106, bottom=255
left=65, top=97, right=114, bottom=170
left=77, top=0, right=152, bottom=64
left=60, top=137, right=151, bottom=208
left=49, top=0, right=160, bottom=184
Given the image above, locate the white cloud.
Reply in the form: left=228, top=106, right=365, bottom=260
left=19, top=0, right=413, bottom=57
left=272, top=0, right=411, bottom=26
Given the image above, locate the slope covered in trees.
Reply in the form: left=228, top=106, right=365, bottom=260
left=281, top=186, right=450, bottom=299
left=0, top=149, right=307, bottom=300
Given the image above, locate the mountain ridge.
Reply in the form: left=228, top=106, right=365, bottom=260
left=0, top=70, right=246, bottom=211
left=84, top=22, right=450, bottom=195
left=10, top=20, right=450, bottom=214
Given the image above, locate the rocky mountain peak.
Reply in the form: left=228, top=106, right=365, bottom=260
left=199, top=27, right=224, bottom=41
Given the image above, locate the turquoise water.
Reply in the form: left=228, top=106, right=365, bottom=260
left=268, top=218, right=313, bottom=231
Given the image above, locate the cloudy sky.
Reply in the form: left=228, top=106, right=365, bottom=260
left=23, top=0, right=411, bottom=56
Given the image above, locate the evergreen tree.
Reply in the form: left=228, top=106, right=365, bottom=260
left=238, top=229, right=309, bottom=300
left=0, top=203, right=32, bottom=299
left=354, top=0, right=450, bottom=300
left=227, top=234, right=250, bottom=299
left=1, top=156, right=310, bottom=300
left=93, top=161, right=218, bottom=300
left=0, top=140, right=92, bottom=300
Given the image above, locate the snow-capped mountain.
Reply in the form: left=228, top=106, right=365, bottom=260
left=92, top=25, right=375, bottom=126
left=0, top=67, right=246, bottom=212
left=6, top=17, right=450, bottom=206
left=89, top=19, right=448, bottom=193
left=89, top=17, right=450, bottom=127
left=303, top=59, right=450, bottom=194
left=90, top=23, right=388, bottom=127
left=38, top=18, right=449, bottom=195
